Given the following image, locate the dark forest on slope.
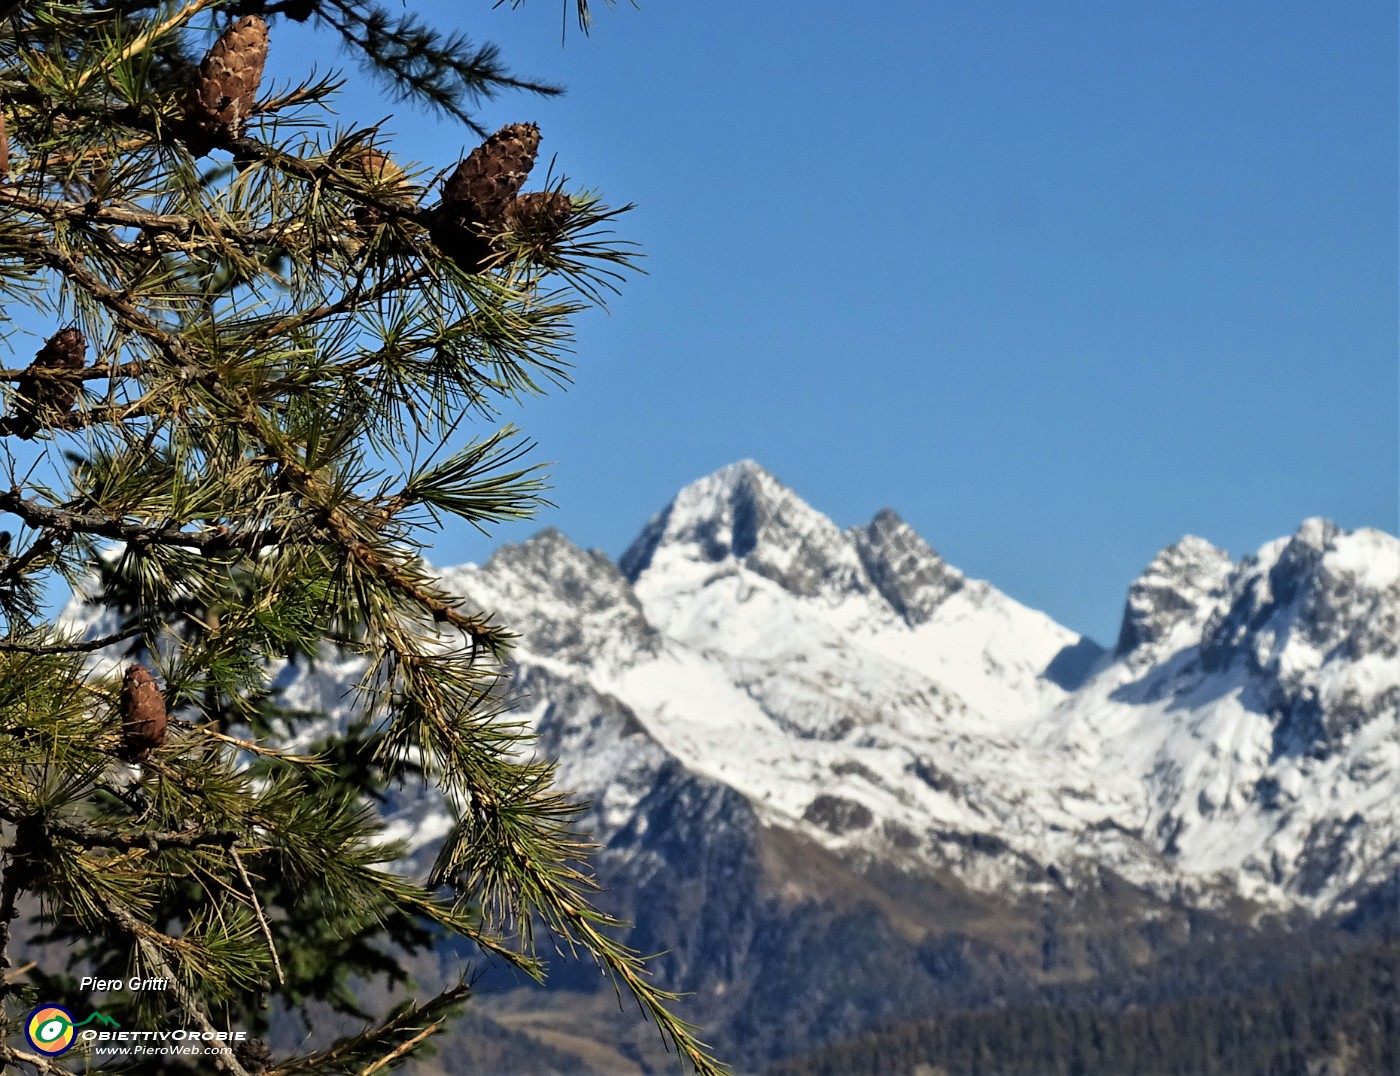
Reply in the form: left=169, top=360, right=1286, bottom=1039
left=769, top=939, right=1399, bottom=1076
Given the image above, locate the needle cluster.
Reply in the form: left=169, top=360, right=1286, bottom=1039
left=0, top=2, right=719, bottom=1073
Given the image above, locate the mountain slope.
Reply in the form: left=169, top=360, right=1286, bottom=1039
left=55, top=460, right=1400, bottom=1071
left=435, top=461, right=1397, bottom=915
left=427, top=462, right=1396, bottom=1068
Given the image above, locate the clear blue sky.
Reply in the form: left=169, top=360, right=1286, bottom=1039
left=269, top=1, right=1396, bottom=645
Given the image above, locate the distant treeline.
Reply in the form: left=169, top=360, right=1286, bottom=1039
left=769, top=941, right=1398, bottom=1076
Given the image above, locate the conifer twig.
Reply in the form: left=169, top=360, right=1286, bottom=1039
left=0, top=1044, right=71, bottom=1075
left=0, top=625, right=143, bottom=653
left=197, top=727, right=324, bottom=764
left=71, top=0, right=223, bottom=97
left=99, top=897, right=256, bottom=1076
left=357, top=1022, right=440, bottom=1075
left=233, top=848, right=284, bottom=985
left=2, top=959, right=35, bottom=982
left=267, top=981, right=471, bottom=1076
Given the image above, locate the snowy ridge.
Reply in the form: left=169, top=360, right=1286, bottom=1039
left=56, top=462, right=1400, bottom=915
left=438, top=463, right=1399, bottom=913
left=1040, top=517, right=1400, bottom=905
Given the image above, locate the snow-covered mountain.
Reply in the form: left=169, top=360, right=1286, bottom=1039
left=415, top=461, right=1396, bottom=916
left=55, top=460, right=1400, bottom=1070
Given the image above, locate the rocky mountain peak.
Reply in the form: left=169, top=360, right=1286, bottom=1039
left=1267, top=517, right=1340, bottom=607
left=619, top=461, right=870, bottom=602
left=467, top=528, right=658, bottom=664
left=1202, top=520, right=1399, bottom=671
left=1195, top=519, right=1399, bottom=758
left=484, top=528, right=620, bottom=607
left=850, top=508, right=965, bottom=626
left=1116, top=535, right=1233, bottom=655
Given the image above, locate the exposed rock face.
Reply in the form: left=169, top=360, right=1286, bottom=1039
left=431, top=467, right=1397, bottom=921
left=1197, top=519, right=1400, bottom=760
left=445, top=527, right=661, bottom=668
left=1116, top=536, right=1233, bottom=656
left=852, top=507, right=965, bottom=626
left=57, top=461, right=1400, bottom=1072
left=620, top=459, right=872, bottom=604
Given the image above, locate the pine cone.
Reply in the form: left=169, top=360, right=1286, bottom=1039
left=234, top=1037, right=274, bottom=1074
left=431, top=122, right=541, bottom=272
left=503, top=190, right=573, bottom=242
left=119, top=664, right=168, bottom=762
left=443, top=122, right=541, bottom=223
left=5, top=327, right=86, bottom=439
left=350, top=147, right=412, bottom=229
left=181, top=16, right=269, bottom=157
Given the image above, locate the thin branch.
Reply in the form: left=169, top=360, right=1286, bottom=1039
left=232, top=848, right=284, bottom=985
left=0, top=486, right=285, bottom=551
left=0, top=1044, right=71, bottom=1075
left=268, top=981, right=471, bottom=1076
left=15, top=233, right=201, bottom=373
left=241, top=262, right=428, bottom=346
left=0, top=805, right=242, bottom=852
left=0, top=529, right=63, bottom=592
left=0, top=360, right=148, bottom=383
left=99, top=897, right=255, bottom=1076
left=0, top=95, right=441, bottom=235
left=357, top=1021, right=441, bottom=1075
left=2, top=960, right=36, bottom=983
left=0, top=625, right=143, bottom=653
left=70, top=0, right=223, bottom=97
left=0, top=186, right=371, bottom=263
left=194, top=726, right=324, bottom=764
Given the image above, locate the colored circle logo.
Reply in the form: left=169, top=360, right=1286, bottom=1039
left=25, top=1005, right=76, bottom=1055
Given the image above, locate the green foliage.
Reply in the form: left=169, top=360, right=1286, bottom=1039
left=0, top=1, right=721, bottom=1073
left=772, top=941, right=1400, bottom=1076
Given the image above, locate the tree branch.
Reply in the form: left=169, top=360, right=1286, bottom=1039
left=0, top=486, right=285, bottom=551
left=0, top=805, right=243, bottom=853
left=268, top=981, right=471, bottom=1076
left=232, top=849, right=284, bottom=985
left=0, top=624, right=144, bottom=653
left=98, top=896, right=255, bottom=1076
left=0, top=815, right=43, bottom=1005
left=0, top=186, right=375, bottom=264
left=15, top=233, right=202, bottom=373
left=0, top=1043, right=72, bottom=1075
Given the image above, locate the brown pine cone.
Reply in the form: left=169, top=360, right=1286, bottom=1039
left=181, top=16, right=269, bottom=157
left=119, top=664, right=168, bottom=762
left=234, top=1037, right=274, bottom=1074
left=431, top=122, right=541, bottom=272
left=5, top=327, right=86, bottom=439
left=350, top=147, right=412, bottom=229
left=442, top=122, right=541, bottom=223
left=503, top=190, right=573, bottom=241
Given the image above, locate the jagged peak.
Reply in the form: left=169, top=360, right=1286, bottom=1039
left=482, top=527, right=637, bottom=609
left=471, top=527, right=659, bottom=665
left=1189, top=518, right=1400, bottom=759
left=1116, top=535, right=1233, bottom=655
left=850, top=508, right=964, bottom=626
left=485, top=526, right=584, bottom=570
left=620, top=462, right=868, bottom=601
left=666, top=460, right=794, bottom=535
left=710, top=457, right=770, bottom=484
left=622, top=462, right=788, bottom=580
left=1235, top=518, right=1397, bottom=608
